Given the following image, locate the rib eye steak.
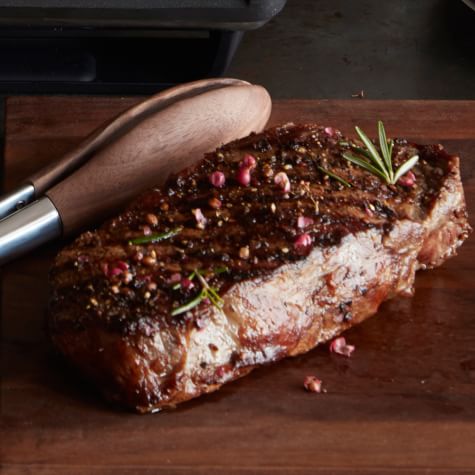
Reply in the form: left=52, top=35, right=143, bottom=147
left=48, top=123, right=471, bottom=413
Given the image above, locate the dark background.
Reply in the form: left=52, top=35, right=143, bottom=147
left=0, top=0, right=474, bottom=98
left=0, top=0, right=474, bottom=161
left=229, top=0, right=475, bottom=99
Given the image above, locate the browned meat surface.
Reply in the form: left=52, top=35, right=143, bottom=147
left=48, top=124, right=471, bottom=413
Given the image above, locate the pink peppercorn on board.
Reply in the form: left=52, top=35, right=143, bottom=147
left=2, top=97, right=475, bottom=474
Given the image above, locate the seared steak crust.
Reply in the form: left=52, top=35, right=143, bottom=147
left=48, top=124, right=471, bottom=412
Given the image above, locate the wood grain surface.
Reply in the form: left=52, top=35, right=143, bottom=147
left=1, top=98, right=474, bottom=475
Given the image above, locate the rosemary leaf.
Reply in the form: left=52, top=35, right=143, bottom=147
left=378, top=121, right=393, bottom=181
left=195, top=269, right=208, bottom=288
left=340, top=141, right=373, bottom=161
left=207, top=292, right=223, bottom=309
left=388, top=139, right=394, bottom=165
left=128, top=226, right=182, bottom=245
left=342, top=152, right=388, bottom=181
left=355, top=126, right=387, bottom=176
left=348, top=144, right=373, bottom=160
left=207, top=286, right=224, bottom=307
left=318, top=166, right=351, bottom=188
left=393, top=155, right=419, bottom=183
left=171, top=290, right=205, bottom=316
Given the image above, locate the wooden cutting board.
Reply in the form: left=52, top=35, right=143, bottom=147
left=1, top=98, right=474, bottom=475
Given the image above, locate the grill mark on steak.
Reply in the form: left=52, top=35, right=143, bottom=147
left=48, top=123, right=471, bottom=412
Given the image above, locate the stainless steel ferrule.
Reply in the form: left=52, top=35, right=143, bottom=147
left=0, top=183, right=36, bottom=220
left=0, top=197, right=62, bottom=265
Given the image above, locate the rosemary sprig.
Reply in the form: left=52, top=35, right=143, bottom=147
left=128, top=226, right=182, bottom=245
left=317, top=165, right=351, bottom=188
left=171, top=268, right=223, bottom=316
left=196, top=271, right=223, bottom=308
left=171, top=291, right=204, bottom=315
left=342, top=121, right=418, bottom=185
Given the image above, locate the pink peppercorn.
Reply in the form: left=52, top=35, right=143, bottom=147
left=209, top=171, right=226, bottom=188
left=236, top=166, right=251, bottom=186
left=329, top=336, right=355, bottom=357
left=304, top=376, right=323, bottom=393
left=192, top=208, right=207, bottom=229
left=116, top=261, right=129, bottom=271
left=104, top=260, right=130, bottom=278
left=274, top=172, right=291, bottom=193
left=109, top=267, right=124, bottom=277
left=242, top=154, right=257, bottom=169
left=324, top=126, right=336, bottom=137
left=294, top=233, right=312, bottom=251
left=181, top=277, right=195, bottom=290
left=398, top=170, right=416, bottom=187
left=167, top=273, right=182, bottom=284
left=297, top=216, right=314, bottom=229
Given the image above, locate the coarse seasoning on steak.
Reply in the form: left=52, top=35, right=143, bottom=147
left=48, top=123, right=471, bottom=413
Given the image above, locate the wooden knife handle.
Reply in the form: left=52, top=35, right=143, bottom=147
left=29, top=78, right=250, bottom=196
left=46, top=83, right=272, bottom=235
